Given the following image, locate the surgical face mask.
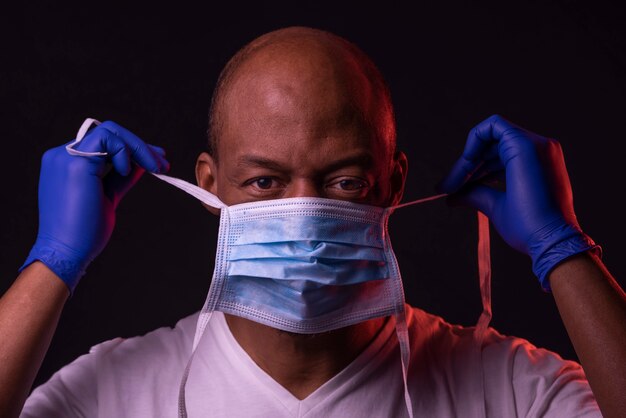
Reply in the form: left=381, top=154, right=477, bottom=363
left=69, top=118, right=493, bottom=418
left=152, top=174, right=492, bottom=418
left=155, top=178, right=419, bottom=334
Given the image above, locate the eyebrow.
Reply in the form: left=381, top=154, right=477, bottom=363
left=237, top=155, right=289, bottom=172
left=236, top=152, right=375, bottom=173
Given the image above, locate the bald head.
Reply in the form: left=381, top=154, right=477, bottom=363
left=207, top=27, right=396, bottom=164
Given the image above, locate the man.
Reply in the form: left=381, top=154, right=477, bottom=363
left=1, top=26, right=625, bottom=417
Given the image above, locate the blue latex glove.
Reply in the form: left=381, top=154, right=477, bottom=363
left=20, top=120, right=170, bottom=293
left=438, top=114, right=599, bottom=291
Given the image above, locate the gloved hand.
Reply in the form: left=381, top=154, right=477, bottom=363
left=20, top=120, right=170, bottom=293
left=437, top=114, right=599, bottom=291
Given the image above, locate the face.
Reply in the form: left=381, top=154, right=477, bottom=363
left=196, top=41, right=407, bottom=209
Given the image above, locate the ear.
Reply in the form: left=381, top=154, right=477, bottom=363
left=195, top=152, right=220, bottom=216
left=388, top=151, right=408, bottom=206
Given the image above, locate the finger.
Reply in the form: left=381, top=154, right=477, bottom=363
left=110, top=145, right=131, bottom=176
left=70, top=122, right=170, bottom=174
left=99, top=121, right=170, bottom=173
left=153, top=150, right=170, bottom=173
left=74, top=126, right=149, bottom=175
left=104, top=164, right=146, bottom=207
left=149, top=144, right=167, bottom=156
left=437, top=146, right=500, bottom=193
left=463, top=114, right=520, bottom=159
left=447, top=183, right=501, bottom=219
left=471, top=158, right=504, bottom=184
left=149, top=145, right=170, bottom=173
left=438, top=115, right=515, bottom=193
left=437, top=156, right=485, bottom=194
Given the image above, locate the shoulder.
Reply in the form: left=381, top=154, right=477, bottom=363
left=403, top=304, right=599, bottom=417
left=404, top=304, right=477, bottom=351
left=88, top=310, right=199, bottom=365
left=404, top=303, right=570, bottom=364
left=479, top=328, right=599, bottom=416
left=22, top=312, right=200, bottom=417
left=405, top=303, right=588, bottom=374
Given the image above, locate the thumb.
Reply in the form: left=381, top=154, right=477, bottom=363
left=447, top=183, right=501, bottom=218
left=104, top=164, right=146, bottom=207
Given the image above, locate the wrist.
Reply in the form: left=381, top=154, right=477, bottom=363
left=529, top=222, right=601, bottom=292
left=19, top=239, right=89, bottom=294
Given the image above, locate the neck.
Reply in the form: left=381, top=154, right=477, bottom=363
left=224, top=314, right=387, bottom=399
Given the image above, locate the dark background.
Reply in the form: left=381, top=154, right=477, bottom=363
left=1, top=1, right=625, bottom=389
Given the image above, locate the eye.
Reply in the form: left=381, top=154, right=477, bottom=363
left=327, top=177, right=371, bottom=198
left=253, top=177, right=274, bottom=189
left=337, top=179, right=366, bottom=191
left=243, top=176, right=284, bottom=193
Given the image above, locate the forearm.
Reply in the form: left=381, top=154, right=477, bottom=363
left=549, top=251, right=626, bottom=418
left=0, top=262, right=69, bottom=418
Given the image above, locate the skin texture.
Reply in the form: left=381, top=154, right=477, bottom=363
left=0, top=262, right=69, bottom=418
left=195, top=27, right=407, bottom=398
left=549, top=252, right=626, bottom=418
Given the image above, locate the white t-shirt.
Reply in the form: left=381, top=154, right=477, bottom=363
left=21, top=305, right=600, bottom=417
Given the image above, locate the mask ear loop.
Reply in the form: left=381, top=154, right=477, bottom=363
left=387, top=194, right=447, bottom=418
left=393, top=311, right=414, bottom=418
left=146, top=174, right=228, bottom=418
left=65, top=118, right=107, bottom=156
left=176, top=207, right=230, bottom=418
left=473, top=211, right=492, bottom=418
left=382, top=208, right=414, bottom=418
left=67, top=118, right=230, bottom=417
left=387, top=198, right=492, bottom=418
left=151, top=173, right=227, bottom=210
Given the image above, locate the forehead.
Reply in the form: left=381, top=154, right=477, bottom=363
left=218, top=40, right=385, bottom=154
left=220, top=99, right=379, bottom=173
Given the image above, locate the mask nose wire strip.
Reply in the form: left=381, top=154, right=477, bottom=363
left=474, top=211, right=492, bottom=418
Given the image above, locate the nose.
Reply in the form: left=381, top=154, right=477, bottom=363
left=284, top=178, right=323, bottom=198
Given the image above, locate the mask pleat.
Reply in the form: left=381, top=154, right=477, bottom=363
left=228, top=241, right=385, bottom=261
left=227, top=259, right=388, bottom=284
left=232, top=217, right=383, bottom=247
left=219, top=277, right=393, bottom=326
